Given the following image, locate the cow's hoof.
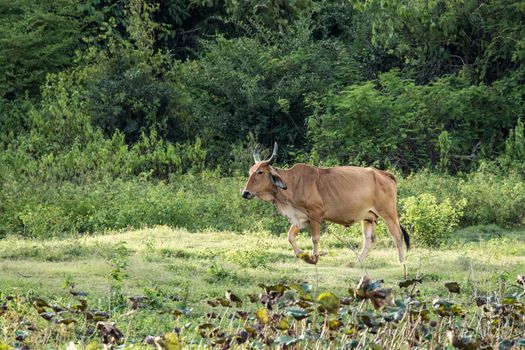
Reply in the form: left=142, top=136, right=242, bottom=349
left=297, top=252, right=317, bottom=264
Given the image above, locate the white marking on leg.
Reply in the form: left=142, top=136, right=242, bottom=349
left=358, top=220, right=375, bottom=262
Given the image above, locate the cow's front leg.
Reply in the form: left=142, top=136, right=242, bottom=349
left=310, top=220, right=321, bottom=264
left=287, top=225, right=302, bottom=257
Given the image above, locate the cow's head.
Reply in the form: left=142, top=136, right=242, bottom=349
left=241, top=142, right=287, bottom=201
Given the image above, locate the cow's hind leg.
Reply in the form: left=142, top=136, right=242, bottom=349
left=381, top=215, right=406, bottom=263
left=287, top=225, right=302, bottom=257
left=357, top=219, right=376, bottom=262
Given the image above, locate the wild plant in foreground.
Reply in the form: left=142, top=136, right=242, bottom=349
left=1, top=275, right=524, bottom=349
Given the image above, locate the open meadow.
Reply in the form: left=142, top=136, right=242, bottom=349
left=1, top=225, right=524, bottom=348
left=2, top=0, right=525, bottom=348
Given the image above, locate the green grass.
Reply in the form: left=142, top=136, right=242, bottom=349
left=1, top=225, right=524, bottom=304
left=0, top=225, right=524, bottom=348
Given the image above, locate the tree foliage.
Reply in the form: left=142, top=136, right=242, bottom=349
left=0, top=0, right=87, bottom=99
left=308, top=71, right=524, bottom=171
left=357, top=0, right=525, bottom=84
left=1, top=0, right=525, bottom=238
left=175, top=17, right=361, bottom=165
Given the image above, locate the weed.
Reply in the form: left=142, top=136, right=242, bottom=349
left=106, top=242, right=130, bottom=312
left=207, top=261, right=235, bottom=282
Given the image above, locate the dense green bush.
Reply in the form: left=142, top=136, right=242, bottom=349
left=400, top=169, right=525, bottom=227
left=308, top=71, right=524, bottom=172
left=0, top=71, right=207, bottom=181
left=459, top=171, right=525, bottom=227
left=400, top=193, right=466, bottom=247
left=175, top=16, right=362, bottom=167
left=357, top=0, right=525, bottom=84
left=0, top=0, right=87, bottom=99
left=398, top=170, right=461, bottom=204
left=0, top=173, right=288, bottom=239
left=498, top=118, right=525, bottom=174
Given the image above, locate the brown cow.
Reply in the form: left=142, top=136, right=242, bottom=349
left=241, top=143, right=410, bottom=264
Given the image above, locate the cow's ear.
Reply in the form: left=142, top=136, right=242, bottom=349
left=269, top=168, right=287, bottom=190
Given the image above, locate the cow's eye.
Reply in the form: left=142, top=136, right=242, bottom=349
left=257, top=170, right=263, bottom=175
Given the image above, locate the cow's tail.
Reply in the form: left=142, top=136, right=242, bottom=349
left=400, top=225, right=410, bottom=250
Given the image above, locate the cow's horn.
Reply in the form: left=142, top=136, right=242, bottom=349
left=253, top=144, right=261, bottom=162
left=267, top=142, right=278, bottom=165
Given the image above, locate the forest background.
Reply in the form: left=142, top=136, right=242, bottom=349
left=1, top=0, right=524, bottom=243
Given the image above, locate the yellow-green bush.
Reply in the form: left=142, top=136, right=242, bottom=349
left=400, top=170, right=525, bottom=227
left=223, top=242, right=273, bottom=269
left=401, top=193, right=466, bottom=247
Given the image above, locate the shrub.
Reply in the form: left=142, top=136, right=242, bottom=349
left=308, top=71, right=523, bottom=172
left=399, top=170, right=461, bottom=206
left=498, top=118, right=525, bottom=174
left=17, top=204, right=70, bottom=238
left=0, top=173, right=289, bottom=238
left=399, top=168, right=525, bottom=227
left=176, top=22, right=361, bottom=167
left=459, top=171, right=525, bottom=226
left=400, top=193, right=466, bottom=247
left=223, top=243, right=273, bottom=269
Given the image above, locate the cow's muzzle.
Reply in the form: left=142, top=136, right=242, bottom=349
left=241, top=190, right=253, bottom=199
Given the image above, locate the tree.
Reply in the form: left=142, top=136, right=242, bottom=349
left=0, top=0, right=87, bottom=99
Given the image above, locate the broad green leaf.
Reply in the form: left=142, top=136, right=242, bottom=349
left=317, top=292, right=340, bottom=313
left=274, top=335, right=298, bottom=346
left=163, top=332, right=180, bottom=350
left=285, top=308, right=309, bottom=320
left=256, top=308, right=269, bottom=325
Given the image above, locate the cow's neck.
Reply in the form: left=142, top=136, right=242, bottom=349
left=272, top=167, right=292, bottom=206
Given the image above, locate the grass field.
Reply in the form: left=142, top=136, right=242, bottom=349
left=1, top=225, right=524, bottom=348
